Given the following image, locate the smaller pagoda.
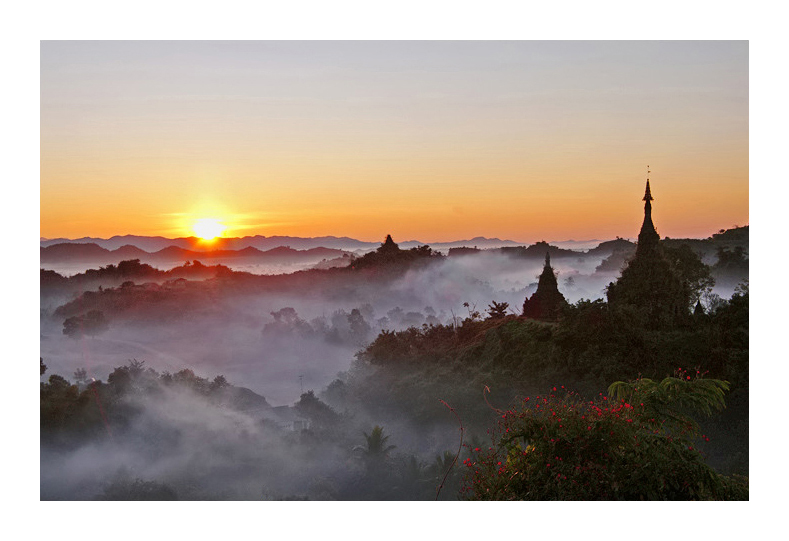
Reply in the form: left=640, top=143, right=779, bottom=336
left=379, top=234, right=400, bottom=254
left=522, top=252, right=568, bottom=321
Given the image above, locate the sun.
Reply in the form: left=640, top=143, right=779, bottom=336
left=192, top=218, right=226, bottom=241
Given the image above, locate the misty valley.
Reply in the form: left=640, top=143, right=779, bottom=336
left=40, top=226, right=749, bottom=500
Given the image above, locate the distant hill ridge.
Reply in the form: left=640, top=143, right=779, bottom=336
left=40, top=234, right=575, bottom=253
left=40, top=234, right=379, bottom=252
left=40, top=227, right=747, bottom=260
left=40, top=242, right=352, bottom=265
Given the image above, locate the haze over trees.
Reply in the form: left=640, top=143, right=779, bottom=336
left=62, top=310, right=108, bottom=339
left=40, top=201, right=748, bottom=500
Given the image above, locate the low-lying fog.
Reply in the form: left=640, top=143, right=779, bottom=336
left=41, top=251, right=620, bottom=406
left=40, top=244, right=745, bottom=500
left=41, top=259, right=324, bottom=278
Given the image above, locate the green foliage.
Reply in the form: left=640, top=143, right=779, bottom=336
left=351, top=287, right=748, bottom=487
left=608, top=370, right=729, bottom=436
left=356, top=285, right=748, bottom=435
left=363, top=425, right=396, bottom=460
left=361, top=323, right=458, bottom=366
left=461, top=384, right=747, bottom=500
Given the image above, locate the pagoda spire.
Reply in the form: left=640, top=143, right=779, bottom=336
left=643, top=180, right=653, bottom=202
left=637, top=166, right=660, bottom=252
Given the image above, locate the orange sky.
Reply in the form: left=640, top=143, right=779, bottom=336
left=40, top=41, right=748, bottom=243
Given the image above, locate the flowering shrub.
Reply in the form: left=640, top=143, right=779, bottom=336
left=461, top=374, right=747, bottom=500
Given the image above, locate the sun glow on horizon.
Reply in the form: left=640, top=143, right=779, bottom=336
left=192, top=218, right=226, bottom=241
left=39, top=42, right=749, bottom=243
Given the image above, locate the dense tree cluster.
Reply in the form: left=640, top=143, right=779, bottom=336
left=41, top=259, right=234, bottom=302
left=62, top=309, right=109, bottom=338
left=41, top=359, right=243, bottom=446
left=352, top=280, right=748, bottom=482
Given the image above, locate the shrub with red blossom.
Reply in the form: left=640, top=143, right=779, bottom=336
left=460, top=373, right=747, bottom=500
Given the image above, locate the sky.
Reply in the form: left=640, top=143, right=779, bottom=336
left=40, top=40, right=748, bottom=243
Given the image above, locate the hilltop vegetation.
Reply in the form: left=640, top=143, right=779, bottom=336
left=348, top=284, right=748, bottom=420
left=349, top=234, right=444, bottom=270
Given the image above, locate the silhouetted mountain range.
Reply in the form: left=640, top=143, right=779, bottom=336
left=40, top=228, right=748, bottom=269
left=38, top=234, right=601, bottom=256
left=41, top=242, right=351, bottom=266
left=39, top=234, right=535, bottom=253
left=39, top=235, right=378, bottom=253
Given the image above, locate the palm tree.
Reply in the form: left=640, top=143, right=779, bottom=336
left=363, top=425, right=396, bottom=460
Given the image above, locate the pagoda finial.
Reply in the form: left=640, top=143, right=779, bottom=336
left=643, top=166, right=653, bottom=202
left=544, top=251, right=551, bottom=268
